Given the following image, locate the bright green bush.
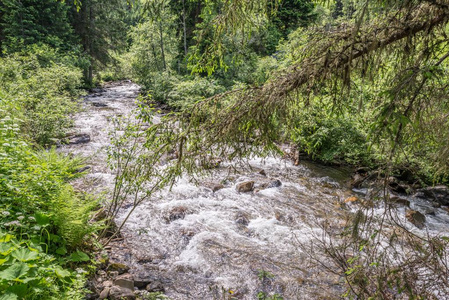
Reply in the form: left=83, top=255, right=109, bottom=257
left=166, top=76, right=226, bottom=110
left=288, top=106, right=371, bottom=165
left=0, top=45, right=83, bottom=145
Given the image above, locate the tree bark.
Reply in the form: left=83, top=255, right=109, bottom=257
left=159, top=19, right=166, bottom=70
left=183, top=0, right=187, bottom=56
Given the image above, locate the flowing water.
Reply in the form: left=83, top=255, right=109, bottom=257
left=61, top=82, right=449, bottom=299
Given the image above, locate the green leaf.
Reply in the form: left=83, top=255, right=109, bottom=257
left=70, top=250, right=89, bottom=262
left=0, top=263, right=29, bottom=281
left=55, top=247, right=67, bottom=255
left=0, top=234, right=13, bottom=243
left=11, top=248, right=38, bottom=262
left=55, top=266, right=71, bottom=278
left=34, top=212, right=50, bottom=226
left=0, top=243, right=14, bottom=256
left=7, top=283, right=28, bottom=297
left=0, top=292, right=18, bottom=300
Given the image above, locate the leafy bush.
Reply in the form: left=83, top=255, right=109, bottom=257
left=0, top=116, right=96, bottom=299
left=288, top=106, right=370, bottom=165
left=166, top=76, right=226, bottom=109
left=0, top=45, right=83, bottom=145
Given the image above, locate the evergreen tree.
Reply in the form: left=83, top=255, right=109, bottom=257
left=0, top=0, right=75, bottom=53
left=69, top=0, right=129, bottom=84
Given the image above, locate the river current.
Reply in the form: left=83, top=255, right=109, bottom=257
left=61, top=82, right=449, bottom=299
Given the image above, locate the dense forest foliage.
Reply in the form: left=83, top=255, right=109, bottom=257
left=1, top=0, right=449, bottom=299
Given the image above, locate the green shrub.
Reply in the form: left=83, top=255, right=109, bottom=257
left=0, top=116, right=96, bottom=299
left=166, top=76, right=226, bottom=110
left=288, top=106, right=371, bottom=165
left=0, top=45, right=83, bottom=145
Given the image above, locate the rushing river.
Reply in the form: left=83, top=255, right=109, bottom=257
left=61, top=82, right=449, bottom=299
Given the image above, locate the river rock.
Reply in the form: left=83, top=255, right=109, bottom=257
left=146, top=281, right=165, bottom=292
left=103, top=280, right=113, bottom=288
left=133, top=275, right=153, bottom=289
left=167, top=206, right=187, bottom=222
left=99, top=287, right=110, bottom=299
left=108, top=285, right=136, bottom=300
left=263, top=179, right=282, bottom=189
left=90, top=87, right=106, bottom=93
left=418, top=185, right=449, bottom=205
left=108, top=263, right=130, bottom=275
left=259, top=169, right=267, bottom=176
left=236, top=181, right=254, bottom=193
left=203, top=182, right=224, bottom=192
left=351, top=173, right=366, bottom=188
left=406, top=210, right=426, bottom=228
left=389, top=196, right=410, bottom=207
left=68, top=133, right=91, bottom=145
left=235, top=212, right=250, bottom=226
left=113, top=273, right=134, bottom=290
left=92, top=102, right=108, bottom=107
left=431, top=201, right=442, bottom=208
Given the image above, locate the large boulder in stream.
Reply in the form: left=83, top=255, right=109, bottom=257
left=406, top=210, right=426, bottom=229
left=236, top=181, right=255, bottom=193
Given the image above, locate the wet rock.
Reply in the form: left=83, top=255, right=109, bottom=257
left=99, top=287, right=110, bottom=299
left=235, top=212, right=250, bottom=226
left=68, top=133, right=91, bottom=145
left=109, top=285, right=136, bottom=300
left=203, top=182, right=224, bottom=192
left=108, top=263, right=130, bottom=275
left=259, top=169, right=267, bottom=176
left=418, top=185, right=449, bottom=206
left=266, top=179, right=282, bottom=189
left=92, top=102, right=108, bottom=107
left=113, top=273, right=134, bottom=290
left=133, top=275, right=153, bottom=289
left=103, top=280, right=113, bottom=288
left=236, top=181, right=254, bottom=193
left=90, top=87, right=106, bottom=93
left=167, top=206, right=187, bottom=222
left=406, top=210, right=426, bottom=228
left=351, top=173, right=367, bottom=188
left=432, top=201, right=442, bottom=208
left=146, top=281, right=165, bottom=293
left=419, top=207, right=436, bottom=216
left=211, top=184, right=224, bottom=192
left=389, top=196, right=410, bottom=207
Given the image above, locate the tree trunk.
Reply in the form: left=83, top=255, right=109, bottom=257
left=182, top=0, right=187, bottom=56
left=87, top=0, right=94, bottom=85
left=159, top=19, right=166, bottom=70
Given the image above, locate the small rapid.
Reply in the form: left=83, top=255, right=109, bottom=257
left=60, top=82, right=449, bottom=299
